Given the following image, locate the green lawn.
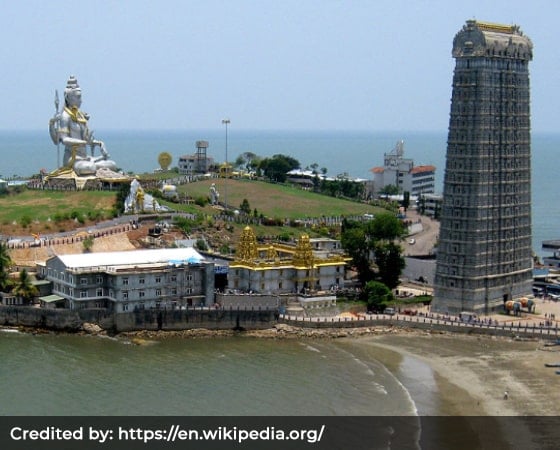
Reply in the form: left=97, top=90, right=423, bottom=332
left=0, top=178, right=385, bottom=235
left=0, top=190, right=116, bottom=234
left=178, top=178, right=381, bottom=219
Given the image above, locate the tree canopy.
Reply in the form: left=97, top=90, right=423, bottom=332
left=258, top=154, right=300, bottom=182
left=11, top=268, right=38, bottom=302
left=341, top=213, right=406, bottom=288
left=0, top=242, right=12, bottom=292
left=363, top=280, right=394, bottom=312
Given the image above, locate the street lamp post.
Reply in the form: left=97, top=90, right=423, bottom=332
left=222, top=118, right=230, bottom=209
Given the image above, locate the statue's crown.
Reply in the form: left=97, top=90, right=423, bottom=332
left=66, top=75, right=79, bottom=90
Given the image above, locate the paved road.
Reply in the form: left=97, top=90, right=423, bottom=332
left=404, top=209, right=439, bottom=256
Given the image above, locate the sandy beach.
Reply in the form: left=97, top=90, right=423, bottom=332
left=340, top=332, right=560, bottom=448
left=353, top=333, right=560, bottom=414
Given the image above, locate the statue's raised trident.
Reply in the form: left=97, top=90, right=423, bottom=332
left=49, top=90, right=61, bottom=168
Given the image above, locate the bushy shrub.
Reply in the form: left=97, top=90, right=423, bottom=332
left=20, top=215, right=32, bottom=228
left=194, top=196, right=209, bottom=207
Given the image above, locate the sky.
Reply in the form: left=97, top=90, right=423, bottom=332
left=1, top=0, right=559, bottom=132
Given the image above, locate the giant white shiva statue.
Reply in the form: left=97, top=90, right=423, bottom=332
left=47, top=75, right=127, bottom=188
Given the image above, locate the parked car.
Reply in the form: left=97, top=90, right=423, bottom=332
left=383, top=307, right=396, bottom=315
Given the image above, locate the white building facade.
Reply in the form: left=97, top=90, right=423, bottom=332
left=39, top=248, right=215, bottom=312
left=370, top=140, right=436, bottom=196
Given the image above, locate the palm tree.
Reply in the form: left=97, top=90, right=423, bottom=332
left=12, top=269, right=38, bottom=304
left=0, top=242, right=12, bottom=292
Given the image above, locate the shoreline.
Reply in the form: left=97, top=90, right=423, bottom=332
left=5, top=323, right=560, bottom=413
left=350, top=333, right=560, bottom=447
left=3, top=322, right=560, bottom=446
left=7, top=323, right=559, bottom=414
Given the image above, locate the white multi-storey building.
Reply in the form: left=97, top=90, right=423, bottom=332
left=370, top=140, right=436, bottom=196
left=39, top=248, right=215, bottom=312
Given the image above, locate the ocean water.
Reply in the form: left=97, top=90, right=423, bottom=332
left=1, top=129, right=558, bottom=255
left=0, top=331, right=426, bottom=417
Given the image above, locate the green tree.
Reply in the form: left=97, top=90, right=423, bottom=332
left=235, top=152, right=258, bottom=172
left=363, top=281, right=394, bottom=312
left=379, top=184, right=399, bottom=196
left=368, top=212, right=406, bottom=241
left=373, top=241, right=405, bottom=289
left=259, top=154, right=300, bottom=182
left=240, top=198, right=251, bottom=214
left=195, top=239, right=208, bottom=251
left=12, top=269, right=38, bottom=304
left=0, top=242, right=12, bottom=292
left=82, top=235, right=94, bottom=252
left=341, top=213, right=406, bottom=287
left=340, top=220, right=375, bottom=285
left=234, top=155, right=246, bottom=169
left=402, top=191, right=410, bottom=210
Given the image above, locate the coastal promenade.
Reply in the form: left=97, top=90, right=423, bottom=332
left=279, top=311, right=560, bottom=341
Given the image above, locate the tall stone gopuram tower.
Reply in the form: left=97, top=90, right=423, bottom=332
left=433, top=20, right=533, bottom=314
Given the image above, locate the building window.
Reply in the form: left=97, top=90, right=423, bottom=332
left=156, top=289, right=161, bottom=297
left=139, top=277, right=145, bottom=285
left=96, top=288, right=103, bottom=297
left=171, top=288, right=177, bottom=296
left=170, top=275, right=177, bottom=282
left=123, top=291, right=128, bottom=300
left=123, top=278, right=129, bottom=286
left=139, top=291, right=145, bottom=298
left=123, top=303, right=129, bottom=312
left=155, top=276, right=161, bottom=283
left=96, top=275, right=103, bottom=284
left=80, top=278, right=88, bottom=285
left=80, top=290, right=87, bottom=298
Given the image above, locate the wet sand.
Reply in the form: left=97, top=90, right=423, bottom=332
left=348, top=332, right=560, bottom=448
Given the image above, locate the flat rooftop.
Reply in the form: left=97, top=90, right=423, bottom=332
left=55, top=248, right=204, bottom=269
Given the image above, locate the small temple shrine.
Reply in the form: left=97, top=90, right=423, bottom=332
left=229, top=226, right=349, bottom=295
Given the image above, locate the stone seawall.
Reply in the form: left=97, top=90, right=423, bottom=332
left=0, top=306, right=115, bottom=331
left=2, top=305, right=559, bottom=341
left=114, top=308, right=278, bottom=332
left=0, top=305, right=278, bottom=333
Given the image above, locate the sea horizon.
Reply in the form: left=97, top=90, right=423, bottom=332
left=1, top=128, right=559, bottom=256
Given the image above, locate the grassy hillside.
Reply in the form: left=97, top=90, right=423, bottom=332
left=179, top=178, right=378, bottom=219
left=0, top=179, right=383, bottom=236
left=0, top=190, right=117, bottom=235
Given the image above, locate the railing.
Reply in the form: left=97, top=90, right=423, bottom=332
left=278, top=312, right=560, bottom=340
